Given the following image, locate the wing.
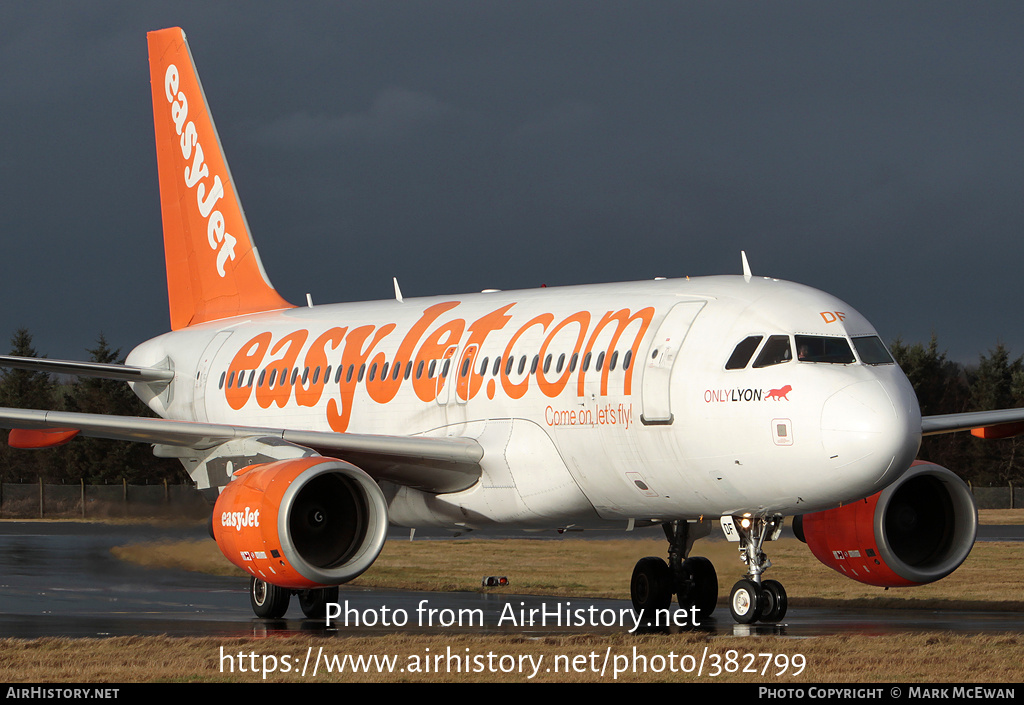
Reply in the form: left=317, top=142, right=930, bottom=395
left=922, top=408, right=1024, bottom=439
left=0, top=354, right=482, bottom=493
left=0, top=406, right=482, bottom=494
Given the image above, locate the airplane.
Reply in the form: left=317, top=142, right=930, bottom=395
left=1, top=26, right=1021, bottom=626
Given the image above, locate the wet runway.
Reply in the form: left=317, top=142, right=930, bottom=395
left=0, top=521, right=1021, bottom=639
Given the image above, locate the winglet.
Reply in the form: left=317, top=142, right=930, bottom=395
left=147, top=28, right=293, bottom=330
left=741, top=251, right=752, bottom=282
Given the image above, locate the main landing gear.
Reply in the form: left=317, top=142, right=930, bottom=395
left=249, top=576, right=339, bottom=619
left=630, top=519, right=718, bottom=628
left=721, top=513, right=787, bottom=624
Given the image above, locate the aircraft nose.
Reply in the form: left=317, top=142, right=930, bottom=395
left=820, top=378, right=921, bottom=493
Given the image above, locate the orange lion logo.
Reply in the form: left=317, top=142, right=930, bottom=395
left=766, top=385, right=792, bottom=401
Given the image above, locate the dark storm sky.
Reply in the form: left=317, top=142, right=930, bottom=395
left=2, top=2, right=1023, bottom=364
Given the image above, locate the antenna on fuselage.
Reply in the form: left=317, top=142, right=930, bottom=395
left=741, top=251, right=752, bottom=282
left=393, top=277, right=404, bottom=303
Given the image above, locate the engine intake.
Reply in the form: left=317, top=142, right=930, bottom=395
left=794, top=461, right=977, bottom=587
left=213, top=456, right=388, bottom=589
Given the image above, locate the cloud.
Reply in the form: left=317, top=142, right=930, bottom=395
left=253, top=87, right=452, bottom=148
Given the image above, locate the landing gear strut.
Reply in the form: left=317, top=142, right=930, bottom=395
left=721, top=514, right=787, bottom=624
left=630, top=519, right=717, bottom=627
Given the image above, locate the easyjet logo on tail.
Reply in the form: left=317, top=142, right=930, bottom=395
left=163, top=64, right=236, bottom=277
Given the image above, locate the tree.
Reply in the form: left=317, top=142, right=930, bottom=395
left=0, top=328, right=61, bottom=480
left=966, top=343, right=1024, bottom=485
left=889, top=335, right=968, bottom=416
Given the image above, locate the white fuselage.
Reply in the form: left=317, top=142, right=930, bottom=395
left=126, top=275, right=922, bottom=531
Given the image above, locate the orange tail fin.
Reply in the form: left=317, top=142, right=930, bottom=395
left=147, top=27, right=293, bottom=330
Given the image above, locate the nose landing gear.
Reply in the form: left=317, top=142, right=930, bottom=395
left=721, top=514, right=787, bottom=624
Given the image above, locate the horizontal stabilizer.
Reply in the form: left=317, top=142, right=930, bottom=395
left=0, top=355, right=174, bottom=384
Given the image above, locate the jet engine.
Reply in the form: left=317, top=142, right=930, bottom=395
left=793, top=461, right=977, bottom=587
left=212, top=456, right=389, bottom=589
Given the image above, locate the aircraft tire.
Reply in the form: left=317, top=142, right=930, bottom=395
left=250, top=576, right=290, bottom=619
left=759, top=579, right=788, bottom=623
left=631, top=556, right=672, bottom=627
left=678, top=556, right=718, bottom=621
left=299, top=586, right=340, bottom=619
left=729, top=579, right=763, bottom=624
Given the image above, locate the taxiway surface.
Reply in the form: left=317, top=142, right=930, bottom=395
left=0, top=521, right=1020, bottom=639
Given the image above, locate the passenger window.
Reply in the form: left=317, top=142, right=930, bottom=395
left=726, top=336, right=764, bottom=370
left=752, top=335, right=792, bottom=368
left=795, top=335, right=855, bottom=364
left=623, top=349, right=632, bottom=370
left=609, top=351, right=618, bottom=371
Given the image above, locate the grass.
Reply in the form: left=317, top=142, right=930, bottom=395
left=978, top=508, right=1024, bottom=524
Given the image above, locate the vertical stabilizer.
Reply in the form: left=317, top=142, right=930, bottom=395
left=147, top=28, right=293, bottom=330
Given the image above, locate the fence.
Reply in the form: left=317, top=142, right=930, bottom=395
left=969, top=483, right=1022, bottom=510
left=0, top=480, right=210, bottom=519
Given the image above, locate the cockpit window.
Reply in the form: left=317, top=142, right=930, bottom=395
left=852, top=336, right=894, bottom=365
left=752, top=335, right=793, bottom=368
left=726, top=336, right=764, bottom=370
left=795, top=335, right=855, bottom=364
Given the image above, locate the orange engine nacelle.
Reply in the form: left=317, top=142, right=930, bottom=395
left=793, top=461, right=977, bottom=587
left=212, top=456, right=389, bottom=589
